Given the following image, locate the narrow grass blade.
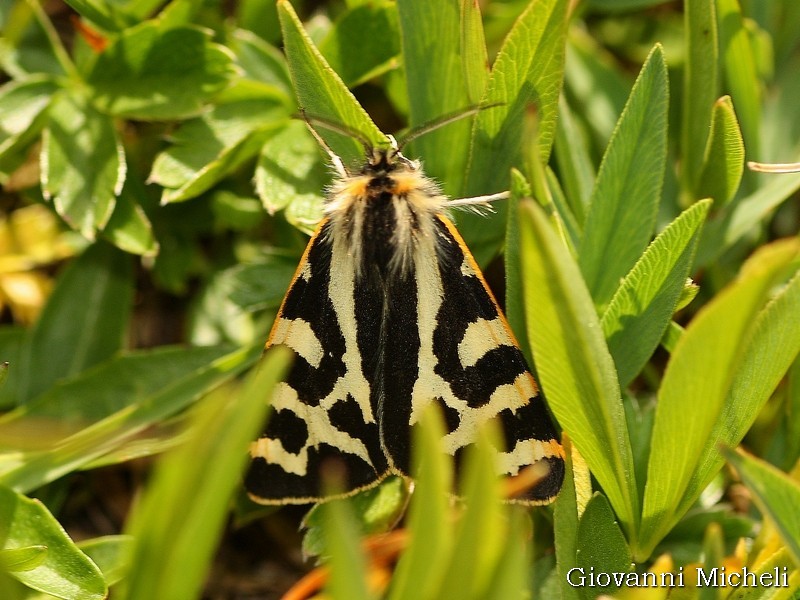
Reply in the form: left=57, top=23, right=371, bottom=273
left=118, top=348, right=290, bottom=600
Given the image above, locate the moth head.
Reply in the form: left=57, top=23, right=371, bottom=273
left=363, top=139, right=419, bottom=177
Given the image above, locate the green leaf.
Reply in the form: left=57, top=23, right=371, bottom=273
left=519, top=200, right=638, bottom=539
left=388, top=406, right=453, bottom=600
left=101, top=179, right=158, bottom=256
left=483, top=508, right=529, bottom=600
left=0, top=76, right=58, bottom=160
left=321, top=497, right=373, bottom=600
left=465, top=0, right=567, bottom=194
left=397, top=0, right=483, bottom=195
left=9, top=242, right=132, bottom=406
left=0, top=546, right=46, bottom=572
left=696, top=96, right=745, bottom=207
left=695, top=171, right=800, bottom=267
left=439, top=426, right=505, bottom=600
left=150, top=95, right=286, bottom=204
left=255, top=120, right=326, bottom=234
left=42, top=90, right=125, bottom=238
left=277, top=0, right=385, bottom=166
left=229, top=28, right=293, bottom=97
left=0, top=344, right=258, bottom=493
left=717, top=0, right=762, bottom=165
left=457, top=0, right=567, bottom=264
left=504, top=172, right=530, bottom=363
left=640, top=239, right=800, bottom=559
left=87, top=24, right=235, bottom=120
left=226, top=256, right=299, bottom=312
left=724, top=448, right=800, bottom=565
left=318, top=2, right=400, bottom=88
left=578, top=45, right=669, bottom=308
left=77, top=536, right=133, bottom=587
left=0, top=484, right=106, bottom=599
left=62, top=0, right=130, bottom=32
left=554, top=439, right=582, bottom=600
left=302, top=476, right=408, bottom=558
left=685, top=247, right=800, bottom=514
left=118, top=348, right=290, bottom=600
left=601, top=200, right=711, bottom=387
left=575, top=493, right=632, bottom=599
left=553, top=96, right=594, bottom=226
left=681, top=0, right=718, bottom=191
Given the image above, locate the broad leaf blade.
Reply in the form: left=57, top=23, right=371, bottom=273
left=42, top=91, right=125, bottom=238
left=724, top=448, right=800, bottom=565
left=11, top=242, right=133, bottom=405
left=0, top=485, right=106, bottom=599
left=640, top=239, right=800, bottom=559
left=87, top=24, right=235, bottom=120
left=278, top=0, right=385, bottom=166
left=602, top=200, right=711, bottom=387
left=519, top=200, right=637, bottom=537
left=578, top=45, right=669, bottom=308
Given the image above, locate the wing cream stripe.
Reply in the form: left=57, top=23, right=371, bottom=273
left=458, top=317, right=515, bottom=368
left=271, top=318, right=324, bottom=369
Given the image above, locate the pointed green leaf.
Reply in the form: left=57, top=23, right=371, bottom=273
left=684, top=247, right=800, bottom=515
left=397, top=0, right=482, bottom=195
left=0, top=546, right=46, bottom=572
left=0, top=344, right=258, bottom=493
left=101, top=179, right=158, bottom=256
left=255, top=120, right=326, bottom=234
left=87, top=24, right=235, bottom=120
left=696, top=96, right=745, bottom=207
left=150, top=95, right=286, bottom=204
left=0, top=77, right=58, bottom=160
left=277, top=0, right=385, bottom=166
left=9, top=242, right=132, bottom=405
left=553, top=96, right=594, bottom=226
left=696, top=171, right=800, bottom=267
left=42, top=91, right=124, bottom=238
left=724, top=448, right=800, bottom=565
left=465, top=0, right=567, bottom=195
left=579, top=46, right=669, bottom=308
left=321, top=496, right=373, bottom=600
left=318, top=2, right=400, bottom=88
left=505, top=171, right=531, bottom=363
left=119, top=348, right=289, bottom=600
left=640, top=239, right=800, bottom=559
left=554, top=439, right=582, bottom=600
left=681, top=0, right=718, bottom=191
left=602, top=200, right=711, bottom=387
left=519, top=200, right=638, bottom=538
left=389, top=406, right=453, bottom=600
left=717, top=0, right=762, bottom=164
left=0, top=485, right=106, bottom=599
left=77, top=536, right=133, bottom=587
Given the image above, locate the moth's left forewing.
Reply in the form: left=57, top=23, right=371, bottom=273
left=386, top=213, right=564, bottom=504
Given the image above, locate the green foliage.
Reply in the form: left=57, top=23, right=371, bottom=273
left=0, top=0, right=799, bottom=598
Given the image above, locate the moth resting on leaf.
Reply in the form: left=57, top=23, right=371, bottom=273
left=246, top=124, right=564, bottom=505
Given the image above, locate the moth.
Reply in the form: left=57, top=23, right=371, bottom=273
left=246, top=124, right=564, bottom=505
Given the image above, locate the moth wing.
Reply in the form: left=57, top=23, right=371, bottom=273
left=380, top=215, right=564, bottom=504
left=246, top=220, right=389, bottom=504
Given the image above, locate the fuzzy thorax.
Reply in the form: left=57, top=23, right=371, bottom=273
left=323, top=148, right=448, bottom=279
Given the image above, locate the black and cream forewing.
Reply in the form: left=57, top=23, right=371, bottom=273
left=246, top=144, right=565, bottom=505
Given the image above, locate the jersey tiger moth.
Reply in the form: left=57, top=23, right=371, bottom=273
left=246, top=129, right=565, bottom=505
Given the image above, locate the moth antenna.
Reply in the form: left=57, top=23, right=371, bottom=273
left=300, top=109, right=349, bottom=178
left=747, top=160, right=800, bottom=174
left=397, top=102, right=504, bottom=149
left=446, top=190, right=509, bottom=211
